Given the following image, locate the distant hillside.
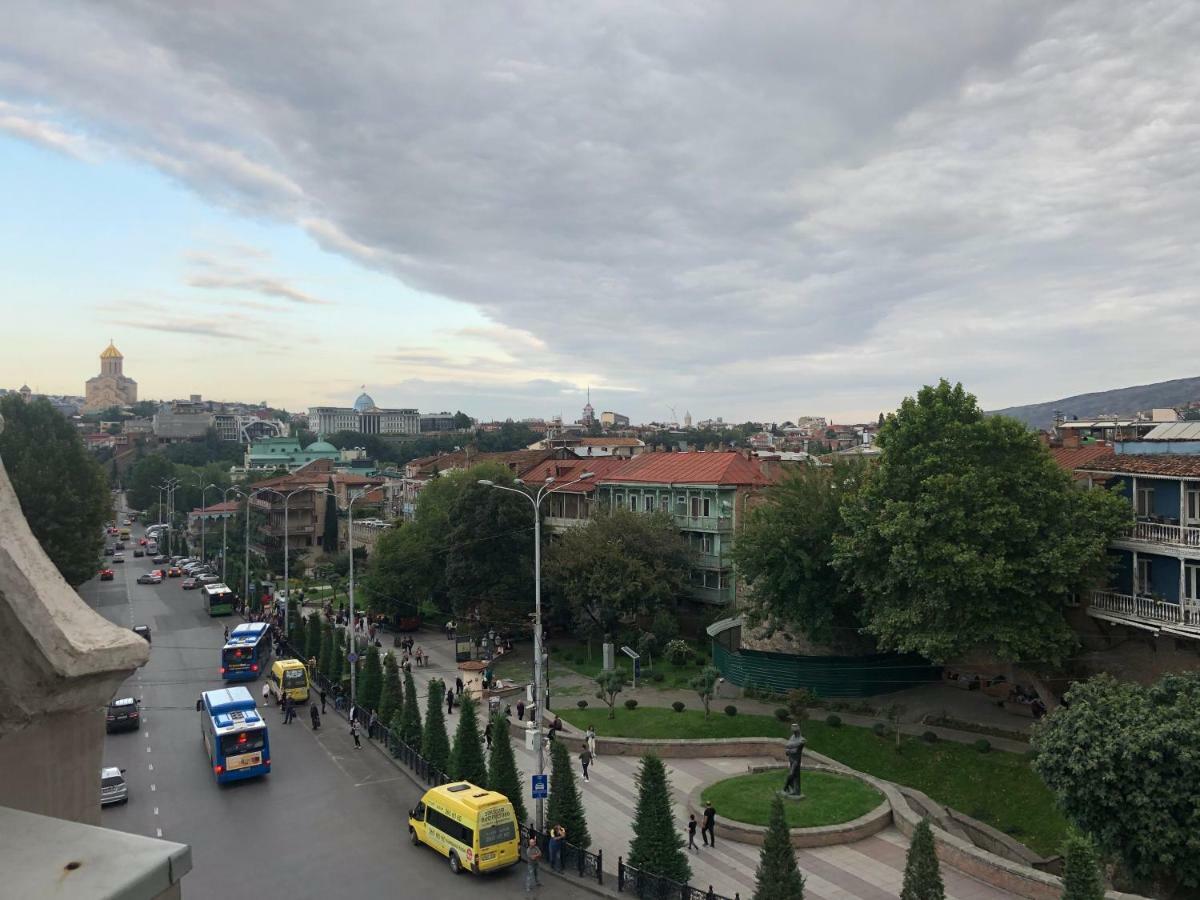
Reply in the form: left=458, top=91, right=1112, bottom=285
left=990, top=376, right=1200, bottom=429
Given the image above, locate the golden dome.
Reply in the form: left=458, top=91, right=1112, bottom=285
left=100, top=341, right=123, bottom=360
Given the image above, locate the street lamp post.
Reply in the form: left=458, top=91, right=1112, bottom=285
left=198, top=481, right=217, bottom=563
left=478, top=471, right=593, bottom=832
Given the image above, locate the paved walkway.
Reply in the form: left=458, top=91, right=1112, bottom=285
left=376, top=629, right=1021, bottom=900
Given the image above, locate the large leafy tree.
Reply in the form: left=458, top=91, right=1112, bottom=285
left=543, top=509, right=691, bottom=641
left=547, top=737, right=591, bottom=848
left=0, top=396, right=111, bottom=586
left=628, top=754, right=690, bottom=883
left=486, top=711, right=527, bottom=825
left=448, top=694, right=489, bottom=786
left=1033, top=673, right=1200, bottom=892
left=733, top=461, right=867, bottom=643
left=126, top=452, right=175, bottom=514
left=834, top=380, right=1130, bottom=662
left=753, top=794, right=805, bottom=900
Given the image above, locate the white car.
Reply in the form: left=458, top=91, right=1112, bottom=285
left=100, top=767, right=128, bottom=806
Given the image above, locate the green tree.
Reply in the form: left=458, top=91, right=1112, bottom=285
left=421, top=678, right=450, bottom=775
left=544, top=509, right=691, bottom=643
left=596, top=669, right=627, bottom=719
left=330, top=627, right=345, bottom=687
left=322, top=477, right=339, bottom=553
left=360, top=643, right=382, bottom=712
left=547, top=737, right=590, bottom=849
left=448, top=694, right=488, bottom=786
left=0, top=396, right=111, bottom=586
left=689, top=666, right=720, bottom=718
left=286, top=599, right=303, bottom=648
left=486, top=711, right=527, bottom=825
left=900, top=819, right=944, bottom=900
left=628, top=754, right=690, bottom=883
left=753, top=794, right=805, bottom=900
left=452, top=411, right=472, bottom=431
left=834, top=380, right=1131, bottom=662
left=378, top=652, right=401, bottom=724
left=399, top=668, right=424, bottom=746
left=1061, top=834, right=1105, bottom=900
left=126, top=452, right=176, bottom=512
left=305, top=612, right=322, bottom=662
left=1032, top=673, right=1200, bottom=892
left=733, top=461, right=867, bottom=643
left=319, top=620, right=335, bottom=681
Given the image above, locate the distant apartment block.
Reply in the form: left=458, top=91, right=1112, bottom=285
left=600, top=411, right=630, bottom=428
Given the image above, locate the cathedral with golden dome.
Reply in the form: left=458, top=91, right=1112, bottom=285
left=83, top=341, right=138, bottom=412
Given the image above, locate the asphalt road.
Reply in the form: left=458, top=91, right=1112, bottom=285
left=84, top=504, right=592, bottom=899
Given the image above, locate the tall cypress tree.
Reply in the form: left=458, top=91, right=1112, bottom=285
left=1061, top=834, right=1104, bottom=900
left=330, top=628, right=345, bottom=688
left=900, top=819, right=945, bottom=900
left=628, top=755, right=690, bottom=883
left=305, top=612, right=322, bottom=662
left=752, top=795, right=805, bottom=900
left=319, top=620, right=335, bottom=681
left=486, top=711, right=527, bottom=825
left=547, top=736, right=591, bottom=849
left=421, top=678, right=450, bottom=776
left=287, top=599, right=303, bottom=648
left=400, top=668, right=423, bottom=746
left=378, top=652, right=401, bottom=724
left=361, top=644, right=383, bottom=711
left=448, top=694, right=489, bottom=786
left=322, top=477, right=339, bottom=553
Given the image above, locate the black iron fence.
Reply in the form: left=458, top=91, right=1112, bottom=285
left=521, top=824, right=604, bottom=886
left=618, top=858, right=740, bottom=900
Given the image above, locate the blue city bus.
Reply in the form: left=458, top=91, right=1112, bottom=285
left=220, top=622, right=273, bottom=681
left=197, top=687, right=271, bottom=783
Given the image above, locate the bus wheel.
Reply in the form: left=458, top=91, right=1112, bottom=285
left=409, top=828, right=420, bottom=847
left=448, top=851, right=461, bottom=874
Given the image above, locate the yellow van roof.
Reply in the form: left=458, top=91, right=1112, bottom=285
left=273, top=658, right=306, bottom=669
left=426, top=782, right=507, bottom=811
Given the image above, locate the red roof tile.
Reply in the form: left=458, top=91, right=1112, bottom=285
left=519, top=456, right=629, bottom=493
left=1076, top=453, right=1200, bottom=478
left=598, top=451, right=769, bottom=486
left=1048, top=445, right=1115, bottom=474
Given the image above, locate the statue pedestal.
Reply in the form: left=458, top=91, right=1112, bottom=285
left=777, top=791, right=805, bottom=802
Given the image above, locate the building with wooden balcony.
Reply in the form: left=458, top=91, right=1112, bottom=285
left=1077, top=453, right=1200, bottom=638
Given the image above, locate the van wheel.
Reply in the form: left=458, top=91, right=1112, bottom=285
left=409, top=828, right=420, bottom=847
left=448, top=851, right=461, bottom=874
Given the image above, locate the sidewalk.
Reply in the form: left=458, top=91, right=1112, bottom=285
left=396, top=629, right=1020, bottom=900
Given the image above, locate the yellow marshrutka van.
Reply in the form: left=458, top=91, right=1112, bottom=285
left=268, top=659, right=310, bottom=703
left=408, top=782, right=520, bottom=874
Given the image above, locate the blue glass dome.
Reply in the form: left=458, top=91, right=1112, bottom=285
left=353, top=391, right=376, bottom=412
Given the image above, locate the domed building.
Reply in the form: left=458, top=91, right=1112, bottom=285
left=83, top=341, right=137, bottom=412
left=353, top=390, right=376, bottom=413
left=308, top=388, right=419, bottom=438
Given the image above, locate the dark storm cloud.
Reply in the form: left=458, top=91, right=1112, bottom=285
left=5, top=1, right=1200, bottom=418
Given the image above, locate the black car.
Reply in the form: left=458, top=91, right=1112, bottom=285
left=103, top=547, right=115, bottom=556
left=132, top=625, right=151, bottom=643
left=133, top=548, right=145, bottom=557
left=106, top=697, right=140, bottom=733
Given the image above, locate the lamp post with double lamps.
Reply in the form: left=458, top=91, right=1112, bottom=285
left=477, top=470, right=593, bottom=832
left=197, top=481, right=217, bottom=563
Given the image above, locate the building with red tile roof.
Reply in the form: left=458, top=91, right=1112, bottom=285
left=1048, top=444, right=1115, bottom=479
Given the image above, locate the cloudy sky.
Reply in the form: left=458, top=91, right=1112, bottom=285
left=3, top=1, right=1199, bottom=424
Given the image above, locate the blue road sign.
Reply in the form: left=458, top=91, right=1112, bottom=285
left=531, top=774, right=548, bottom=799
left=347, top=652, right=359, bottom=663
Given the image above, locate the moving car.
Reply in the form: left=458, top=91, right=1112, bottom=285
left=268, top=659, right=311, bottom=704
left=132, top=625, right=151, bottom=642
left=114, top=542, right=125, bottom=551
left=133, top=548, right=145, bottom=558
left=103, top=547, right=115, bottom=556
left=182, top=577, right=200, bottom=590
left=99, top=568, right=114, bottom=581
left=139, top=537, right=148, bottom=546
left=151, top=569, right=164, bottom=579
left=106, top=697, right=141, bottom=733
left=123, top=519, right=131, bottom=526
left=100, top=767, right=128, bottom=806
left=167, top=567, right=182, bottom=578
left=136, top=572, right=162, bottom=585
left=198, top=573, right=221, bottom=584
left=408, top=782, right=520, bottom=874
left=152, top=554, right=168, bottom=564
left=112, top=554, right=125, bottom=564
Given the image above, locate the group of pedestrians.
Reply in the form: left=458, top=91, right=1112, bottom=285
left=686, top=801, right=717, bottom=851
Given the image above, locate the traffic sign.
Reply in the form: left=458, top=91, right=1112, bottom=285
left=347, top=652, right=359, bottom=663
left=531, top=774, right=548, bottom=799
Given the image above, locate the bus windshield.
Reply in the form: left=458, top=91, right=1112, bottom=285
left=221, top=730, right=265, bottom=755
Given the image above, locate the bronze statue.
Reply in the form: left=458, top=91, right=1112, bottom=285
left=782, top=723, right=806, bottom=796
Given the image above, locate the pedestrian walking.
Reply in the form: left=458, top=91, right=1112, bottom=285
left=516, top=699, right=525, bottom=721
left=484, top=722, right=493, bottom=751
left=350, top=721, right=361, bottom=749
left=687, top=814, right=698, bottom=851
left=524, top=836, right=542, bottom=893
left=262, top=681, right=271, bottom=705
left=579, top=747, right=592, bottom=782
left=447, top=690, right=455, bottom=716
left=548, top=824, right=564, bottom=872
left=455, top=676, right=464, bottom=695
left=415, top=646, right=425, bottom=666
left=223, top=625, right=229, bottom=641
left=586, top=726, right=597, bottom=758
left=702, top=800, right=716, bottom=847
left=369, top=710, right=379, bottom=738
left=320, top=688, right=327, bottom=714
left=310, top=704, right=321, bottom=731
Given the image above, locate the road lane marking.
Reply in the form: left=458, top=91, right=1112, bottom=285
left=156, top=828, right=162, bottom=838
left=146, top=746, right=151, bottom=753
left=354, top=775, right=407, bottom=788
left=148, top=763, right=154, bottom=771
left=150, top=784, right=156, bottom=791
left=154, top=807, right=159, bottom=816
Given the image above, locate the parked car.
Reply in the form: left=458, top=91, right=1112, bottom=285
left=99, top=568, right=115, bottom=581
left=111, top=554, right=125, bottom=564
left=167, top=567, right=182, bottom=578
left=197, top=573, right=221, bottom=584
left=123, top=519, right=131, bottom=526
left=105, top=697, right=141, bottom=733
left=132, top=625, right=151, bottom=642
left=138, top=537, right=147, bottom=545
left=150, top=569, right=164, bottom=579
left=182, top=577, right=200, bottom=590
left=136, top=572, right=161, bottom=585
left=133, top=548, right=145, bottom=558
left=152, top=555, right=168, bottom=564
left=100, top=767, right=128, bottom=806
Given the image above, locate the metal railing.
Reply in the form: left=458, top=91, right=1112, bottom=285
left=1089, top=590, right=1200, bottom=629
left=1126, top=520, right=1200, bottom=548
left=618, top=857, right=739, bottom=900
left=522, top=825, right=604, bottom=886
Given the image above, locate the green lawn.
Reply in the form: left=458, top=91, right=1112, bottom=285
left=704, top=770, right=882, bottom=828
left=551, top=640, right=710, bottom=689
left=559, top=707, right=1067, bottom=856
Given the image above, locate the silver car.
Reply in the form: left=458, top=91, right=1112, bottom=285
left=100, top=767, right=128, bottom=806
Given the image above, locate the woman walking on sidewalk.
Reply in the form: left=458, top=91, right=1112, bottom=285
left=350, top=720, right=361, bottom=749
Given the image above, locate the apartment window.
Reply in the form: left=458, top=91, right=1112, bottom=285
left=1135, top=485, right=1155, bottom=517
left=645, top=495, right=655, bottom=512
left=612, top=494, right=622, bottom=511
left=675, top=494, right=686, bottom=515
left=1187, top=487, right=1200, bottom=523
left=690, top=496, right=711, bottom=517
left=1187, top=564, right=1200, bottom=602
left=1136, top=558, right=1153, bottom=595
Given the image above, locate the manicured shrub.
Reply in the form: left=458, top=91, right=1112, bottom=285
left=786, top=688, right=816, bottom=723
left=922, top=731, right=939, bottom=744
left=652, top=671, right=665, bottom=683
left=625, top=698, right=639, bottom=710
left=577, top=700, right=588, bottom=709
left=775, top=708, right=790, bottom=721
left=974, top=739, right=991, bottom=753
left=872, top=722, right=889, bottom=738
left=664, top=639, right=691, bottom=666
left=724, top=705, right=738, bottom=717
left=672, top=701, right=685, bottom=713
left=825, top=714, right=842, bottom=727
